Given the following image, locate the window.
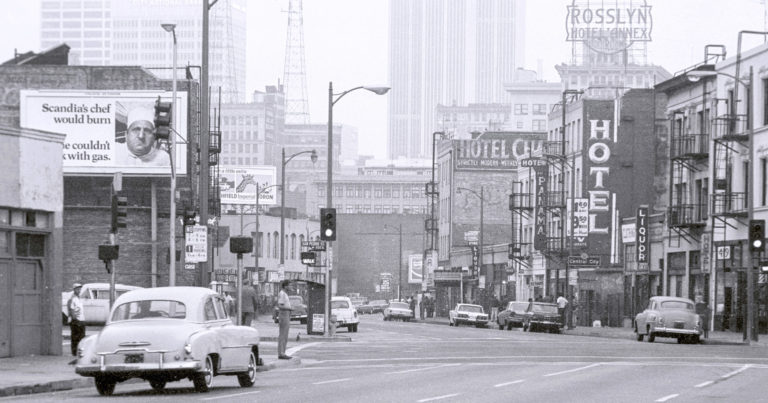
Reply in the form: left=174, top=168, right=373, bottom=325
left=532, top=104, right=547, bottom=115
left=204, top=299, right=217, bottom=321
left=764, top=78, right=768, bottom=125
left=532, top=120, right=546, bottom=131
left=762, top=157, right=768, bottom=206
left=516, top=121, right=524, bottom=129
left=514, top=104, right=529, bottom=115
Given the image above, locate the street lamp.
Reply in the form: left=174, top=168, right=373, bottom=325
left=162, top=22, right=178, bottom=287
left=384, top=224, right=403, bottom=301
left=456, top=186, right=484, bottom=298
left=326, top=82, right=390, bottom=336
left=281, top=148, right=317, bottom=266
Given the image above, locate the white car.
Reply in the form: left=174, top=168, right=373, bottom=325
left=383, top=301, right=413, bottom=321
left=448, top=303, right=489, bottom=327
left=62, top=283, right=142, bottom=325
left=331, top=296, right=359, bottom=332
left=75, top=287, right=260, bottom=395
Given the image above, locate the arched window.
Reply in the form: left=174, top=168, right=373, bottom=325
left=266, top=234, right=271, bottom=258
left=273, top=231, right=279, bottom=258
left=290, top=234, right=297, bottom=260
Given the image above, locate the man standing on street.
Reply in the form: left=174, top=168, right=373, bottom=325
left=240, top=279, right=258, bottom=326
left=68, top=283, right=85, bottom=361
left=277, top=280, right=293, bottom=359
left=556, top=294, right=568, bottom=327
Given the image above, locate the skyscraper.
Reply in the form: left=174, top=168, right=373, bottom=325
left=388, top=0, right=525, bottom=159
left=39, top=0, right=246, bottom=102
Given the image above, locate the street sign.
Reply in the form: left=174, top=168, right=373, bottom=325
left=301, top=240, right=326, bottom=251
left=300, top=251, right=316, bottom=265
left=464, top=231, right=478, bottom=245
left=184, top=263, right=195, bottom=270
left=185, top=225, right=207, bottom=263
left=716, top=246, right=731, bottom=260
left=567, top=255, right=601, bottom=267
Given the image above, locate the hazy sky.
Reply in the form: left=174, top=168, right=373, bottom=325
left=1, top=0, right=766, bottom=159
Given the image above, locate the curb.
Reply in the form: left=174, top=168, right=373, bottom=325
left=260, top=335, right=352, bottom=343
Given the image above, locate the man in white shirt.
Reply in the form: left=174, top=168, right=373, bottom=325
left=556, top=294, right=568, bottom=327
left=68, top=283, right=86, bottom=358
left=277, top=280, right=293, bottom=359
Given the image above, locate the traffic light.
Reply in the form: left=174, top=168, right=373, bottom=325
left=183, top=206, right=197, bottom=226
left=154, top=97, right=173, bottom=141
left=749, top=219, right=765, bottom=253
left=111, top=194, right=128, bottom=233
left=320, top=208, right=336, bottom=241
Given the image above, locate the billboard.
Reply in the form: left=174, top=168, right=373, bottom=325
left=408, top=254, right=423, bottom=284
left=565, top=0, right=653, bottom=53
left=453, top=132, right=545, bottom=171
left=219, top=165, right=277, bottom=205
left=19, top=90, right=188, bottom=175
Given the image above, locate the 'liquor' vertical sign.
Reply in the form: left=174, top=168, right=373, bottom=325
left=635, top=205, right=649, bottom=268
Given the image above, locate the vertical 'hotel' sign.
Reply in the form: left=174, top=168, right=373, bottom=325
left=636, top=205, right=649, bottom=266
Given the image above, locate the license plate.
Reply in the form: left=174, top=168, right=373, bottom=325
left=124, top=354, right=144, bottom=363
left=674, top=322, right=685, bottom=329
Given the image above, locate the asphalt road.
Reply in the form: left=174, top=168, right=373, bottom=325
left=16, top=315, right=768, bottom=402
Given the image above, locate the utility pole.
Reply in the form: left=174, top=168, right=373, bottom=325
left=199, top=0, right=212, bottom=287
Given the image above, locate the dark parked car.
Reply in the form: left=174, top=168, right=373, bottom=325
left=523, top=302, right=562, bottom=333
left=272, top=295, right=308, bottom=324
left=496, top=301, right=530, bottom=330
left=359, top=299, right=388, bottom=314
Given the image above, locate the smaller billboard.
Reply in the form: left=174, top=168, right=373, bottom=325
left=219, top=165, right=277, bottom=205
left=408, top=254, right=423, bottom=284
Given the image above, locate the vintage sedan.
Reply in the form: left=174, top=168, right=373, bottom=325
left=359, top=299, right=388, bottom=314
left=272, top=295, right=308, bottom=324
left=62, top=283, right=142, bottom=325
left=635, top=296, right=702, bottom=344
left=75, top=287, right=261, bottom=395
left=331, top=296, right=359, bottom=332
left=383, top=301, right=413, bottom=321
left=523, top=302, right=562, bottom=333
left=496, top=301, right=531, bottom=330
left=448, top=303, right=489, bottom=327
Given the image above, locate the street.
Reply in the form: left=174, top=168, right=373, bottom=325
left=11, top=315, right=768, bottom=402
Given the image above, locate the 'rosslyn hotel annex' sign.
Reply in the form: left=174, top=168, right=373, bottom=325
left=566, top=0, right=653, bottom=54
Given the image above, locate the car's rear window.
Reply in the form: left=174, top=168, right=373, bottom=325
left=511, top=302, right=529, bottom=311
left=371, top=300, right=386, bottom=306
left=289, top=296, right=304, bottom=305
left=111, top=300, right=187, bottom=321
left=390, top=302, right=409, bottom=309
left=331, top=300, right=349, bottom=309
left=532, top=304, right=558, bottom=313
left=458, top=305, right=483, bottom=313
left=660, top=301, right=694, bottom=310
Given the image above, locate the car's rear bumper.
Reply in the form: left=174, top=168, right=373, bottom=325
left=76, top=360, right=201, bottom=377
left=456, top=319, right=488, bottom=325
left=652, top=326, right=701, bottom=336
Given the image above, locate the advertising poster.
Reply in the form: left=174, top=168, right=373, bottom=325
left=20, top=90, right=188, bottom=175
left=219, top=165, right=277, bottom=205
left=408, top=254, right=423, bottom=284
left=453, top=132, right=545, bottom=171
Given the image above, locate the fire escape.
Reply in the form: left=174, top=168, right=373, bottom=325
left=542, top=115, right=570, bottom=293
left=667, top=108, right=709, bottom=245
left=508, top=181, right=533, bottom=273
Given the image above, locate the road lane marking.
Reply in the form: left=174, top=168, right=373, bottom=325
left=544, top=363, right=600, bottom=377
left=385, top=363, right=460, bottom=374
left=417, top=393, right=460, bottom=402
left=313, top=378, right=352, bottom=385
left=494, top=380, right=525, bottom=387
left=200, top=391, right=261, bottom=400
left=721, top=364, right=751, bottom=379
left=655, top=394, right=679, bottom=402
left=286, top=342, right=322, bottom=355
left=695, top=381, right=713, bottom=388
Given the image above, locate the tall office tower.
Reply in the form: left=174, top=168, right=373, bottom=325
left=388, top=0, right=525, bottom=159
left=283, top=0, right=310, bottom=124
left=39, top=0, right=247, bottom=102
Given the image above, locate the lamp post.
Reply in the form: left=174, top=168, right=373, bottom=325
left=161, top=22, right=178, bottom=287
left=457, top=186, right=484, bottom=295
left=384, top=224, right=403, bottom=301
left=281, top=148, right=317, bottom=267
left=326, top=82, right=390, bottom=336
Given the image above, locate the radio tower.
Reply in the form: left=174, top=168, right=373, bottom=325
left=283, top=0, right=310, bottom=124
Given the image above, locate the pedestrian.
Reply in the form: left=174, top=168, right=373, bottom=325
left=67, top=283, right=85, bottom=363
left=567, top=294, right=577, bottom=329
left=277, top=280, right=293, bottom=359
left=240, top=279, right=258, bottom=326
left=419, top=295, right=426, bottom=320
left=409, top=295, right=416, bottom=319
left=694, top=294, right=710, bottom=338
left=556, top=294, right=568, bottom=327
left=224, top=292, right=234, bottom=317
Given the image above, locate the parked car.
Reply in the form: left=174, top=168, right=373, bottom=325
left=331, top=296, right=359, bottom=332
left=61, top=283, right=142, bottom=325
left=448, top=303, right=489, bottom=327
left=523, top=302, right=562, bottom=333
left=496, top=301, right=531, bottom=330
left=383, top=301, right=413, bottom=321
left=360, top=299, right=389, bottom=314
left=74, top=286, right=261, bottom=395
left=272, top=295, right=308, bottom=324
left=634, top=296, right=702, bottom=344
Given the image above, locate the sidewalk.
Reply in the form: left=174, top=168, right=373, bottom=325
left=0, top=315, right=345, bottom=398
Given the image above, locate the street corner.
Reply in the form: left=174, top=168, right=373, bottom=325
left=256, top=355, right=302, bottom=372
